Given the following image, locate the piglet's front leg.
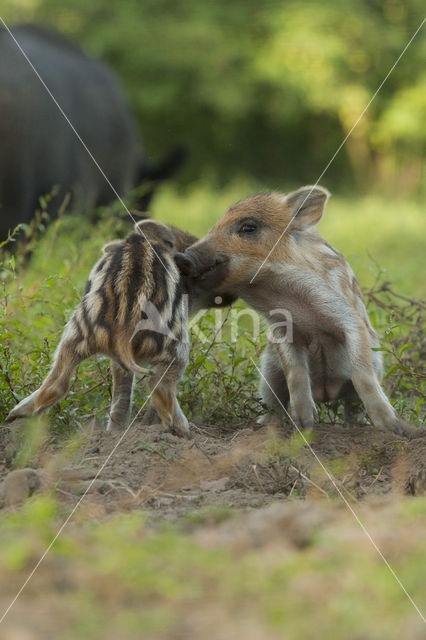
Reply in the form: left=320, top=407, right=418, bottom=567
left=275, top=341, right=317, bottom=430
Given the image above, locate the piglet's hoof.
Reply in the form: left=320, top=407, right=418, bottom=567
left=387, top=417, right=410, bottom=437
left=4, top=391, right=38, bottom=423
left=4, top=410, right=22, bottom=424
left=257, top=413, right=281, bottom=428
left=171, top=424, right=192, bottom=439
left=289, top=403, right=317, bottom=432
left=168, top=414, right=191, bottom=439
left=289, top=414, right=315, bottom=432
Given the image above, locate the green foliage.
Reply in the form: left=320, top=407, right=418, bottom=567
left=179, top=305, right=265, bottom=424
left=2, top=0, right=425, bottom=192
left=264, top=430, right=314, bottom=462
left=365, top=283, right=425, bottom=424
left=0, top=495, right=425, bottom=638
left=12, top=416, right=48, bottom=468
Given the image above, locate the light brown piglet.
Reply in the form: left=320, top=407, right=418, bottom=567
left=175, top=186, right=403, bottom=434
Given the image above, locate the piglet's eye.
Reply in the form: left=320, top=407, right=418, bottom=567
left=164, top=240, right=174, bottom=248
left=239, top=223, right=257, bottom=234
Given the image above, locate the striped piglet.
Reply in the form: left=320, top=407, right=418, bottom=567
left=6, top=220, right=234, bottom=437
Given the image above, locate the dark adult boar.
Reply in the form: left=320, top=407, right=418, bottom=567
left=0, top=24, right=183, bottom=241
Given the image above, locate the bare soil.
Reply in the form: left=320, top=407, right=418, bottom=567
left=1, top=418, right=425, bottom=515
left=0, top=418, right=425, bottom=640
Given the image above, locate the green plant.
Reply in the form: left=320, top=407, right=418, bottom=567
left=366, top=282, right=425, bottom=426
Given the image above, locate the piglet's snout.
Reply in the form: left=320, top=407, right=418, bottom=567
left=175, top=248, right=229, bottom=278
left=175, top=252, right=195, bottom=276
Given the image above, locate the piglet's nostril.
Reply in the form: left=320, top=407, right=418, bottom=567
left=215, top=253, right=229, bottom=265
left=174, top=252, right=195, bottom=276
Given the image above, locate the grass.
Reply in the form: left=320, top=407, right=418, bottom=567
left=0, top=494, right=425, bottom=639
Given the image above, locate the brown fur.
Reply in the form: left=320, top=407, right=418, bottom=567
left=175, top=186, right=403, bottom=433
left=6, top=220, right=235, bottom=436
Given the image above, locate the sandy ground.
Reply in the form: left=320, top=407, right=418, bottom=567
left=0, top=417, right=425, bottom=639
left=1, top=417, right=425, bottom=516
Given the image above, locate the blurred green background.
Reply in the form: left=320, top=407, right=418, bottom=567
left=2, top=0, right=425, bottom=294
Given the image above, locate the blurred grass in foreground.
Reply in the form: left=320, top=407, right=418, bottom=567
left=0, top=495, right=425, bottom=639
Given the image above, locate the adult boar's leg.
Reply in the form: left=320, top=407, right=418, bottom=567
left=107, top=362, right=134, bottom=431
left=275, top=342, right=317, bottom=430
left=149, top=361, right=190, bottom=438
left=345, top=326, right=402, bottom=433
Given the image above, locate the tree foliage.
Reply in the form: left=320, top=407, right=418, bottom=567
left=3, top=0, right=425, bottom=191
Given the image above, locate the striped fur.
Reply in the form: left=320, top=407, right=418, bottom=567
left=6, top=219, right=233, bottom=437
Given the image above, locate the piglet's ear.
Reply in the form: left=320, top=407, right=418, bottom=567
left=286, top=185, right=330, bottom=230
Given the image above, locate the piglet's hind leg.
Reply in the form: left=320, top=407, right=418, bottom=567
left=6, top=337, right=86, bottom=422
left=107, top=362, right=134, bottom=430
left=149, top=363, right=190, bottom=438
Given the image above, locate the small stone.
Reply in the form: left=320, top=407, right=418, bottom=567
left=0, top=468, right=42, bottom=507
left=200, top=477, right=230, bottom=492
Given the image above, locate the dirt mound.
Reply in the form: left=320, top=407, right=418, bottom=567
left=2, top=418, right=424, bottom=517
left=0, top=419, right=425, bottom=640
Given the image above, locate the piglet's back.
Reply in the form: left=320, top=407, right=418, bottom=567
left=72, top=232, right=183, bottom=367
